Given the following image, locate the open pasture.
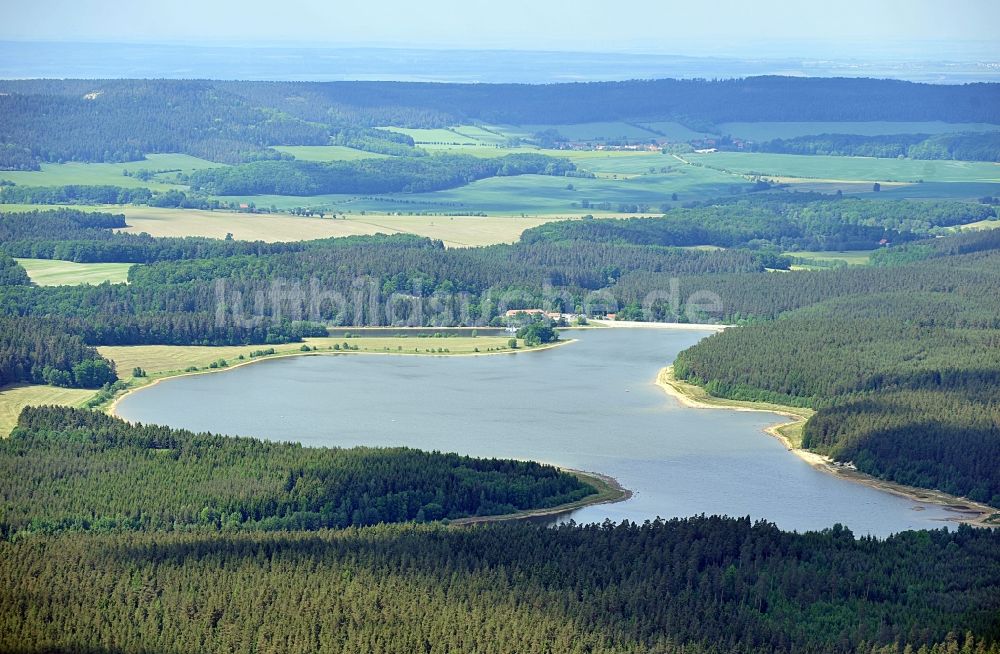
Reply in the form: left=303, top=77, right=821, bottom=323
left=15, top=258, right=134, bottom=286
left=0, top=384, right=96, bottom=437
left=637, top=122, right=714, bottom=141
left=688, top=151, right=1000, bottom=183
left=784, top=250, right=875, bottom=266
left=718, top=121, right=1000, bottom=141
left=509, top=122, right=660, bottom=141
left=110, top=205, right=558, bottom=246
left=273, top=145, right=386, bottom=161
left=0, top=154, right=222, bottom=191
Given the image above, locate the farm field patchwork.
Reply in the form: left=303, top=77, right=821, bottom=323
left=15, top=258, right=134, bottom=285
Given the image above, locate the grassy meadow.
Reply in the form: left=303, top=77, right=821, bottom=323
left=0, top=385, right=96, bottom=437
left=784, top=250, right=875, bottom=267
left=689, top=151, right=1000, bottom=183
left=112, top=205, right=560, bottom=246
left=272, top=145, right=386, bottom=161
left=717, top=121, right=1000, bottom=141
left=0, top=154, right=223, bottom=192
left=16, top=258, right=134, bottom=286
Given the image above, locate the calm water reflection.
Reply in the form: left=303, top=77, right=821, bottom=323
left=116, top=328, right=962, bottom=535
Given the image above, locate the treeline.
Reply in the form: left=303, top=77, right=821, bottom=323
left=521, top=195, right=995, bottom=251
left=0, top=209, right=444, bottom=264
left=209, top=77, right=1000, bottom=126
left=0, top=183, right=238, bottom=209
left=0, top=316, right=117, bottom=388
left=0, top=406, right=594, bottom=535
left=2, top=78, right=997, bottom=166
left=0, top=253, right=30, bottom=286
left=0, top=208, right=306, bottom=263
left=0, top=238, right=765, bottom=346
left=753, top=131, right=1000, bottom=161
left=2, top=517, right=999, bottom=653
left=0, top=183, right=154, bottom=205
left=187, top=153, right=577, bottom=196
left=330, top=126, right=423, bottom=156
left=614, top=230, right=1000, bottom=322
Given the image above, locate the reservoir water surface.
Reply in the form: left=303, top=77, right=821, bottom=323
left=115, top=328, right=963, bottom=536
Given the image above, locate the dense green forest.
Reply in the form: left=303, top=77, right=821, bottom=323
left=187, top=152, right=578, bottom=195
left=0, top=252, right=30, bottom=286
left=1, top=406, right=595, bottom=536
left=1, top=517, right=998, bottom=653
left=521, top=195, right=995, bottom=251
left=1, top=77, right=997, bottom=165
left=0, top=316, right=117, bottom=388
left=750, top=131, right=1000, bottom=161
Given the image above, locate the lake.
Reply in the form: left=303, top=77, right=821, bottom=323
left=115, top=328, right=964, bottom=536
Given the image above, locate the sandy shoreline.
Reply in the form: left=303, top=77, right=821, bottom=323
left=656, top=366, right=998, bottom=527
left=450, top=468, right=632, bottom=526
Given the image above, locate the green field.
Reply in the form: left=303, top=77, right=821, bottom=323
left=688, top=151, right=1000, bottom=183
left=717, top=121, right=1000, bottom=141
left=0, top=384, right=95, bottom=437
left=510, top=122, right=660, bottom=141
left=637, top=122, right=714, bottom=141
left=15, top=258, right=134, bottom=285
left=273, top=145, right=387, bottom=161
left=379, top=127, right=491, bottom=144
left=0, top=154, right=224, bottom=191
left=958, top=218, right=1000, bottom=231
left=784, top=250, right=875, bottom=267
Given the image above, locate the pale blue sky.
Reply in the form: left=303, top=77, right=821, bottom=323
left=3, top=0, right=999, bottom=58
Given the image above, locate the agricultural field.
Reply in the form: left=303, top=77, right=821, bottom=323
left=784, top=250, right=875, bottom=267
left=717, top=121, right=1000, bottom=141
left=508, top=122, right=660, bottom=141
left=272, top=145, right=386, bottom=161
left=0, top=384, right=95, bottom=437
left=15, top=258, right=134, bottom=286
left=111, top=205, right=560, bottom=246
left=0, top=153, right=223, bottom=191
left=957, top=217, right=1000, bottom=231
left=309, top=164, right=749, bottom=216
left=379, top=127, right=490, bottom=144
left=689, top=151, right=1000, bottom=183
left=637, top=122, right=714, bottom=141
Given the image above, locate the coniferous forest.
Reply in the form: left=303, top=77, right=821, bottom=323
left=1, top=409, right=999, bottom=654
left=1, top=68, right=1000, bottom=654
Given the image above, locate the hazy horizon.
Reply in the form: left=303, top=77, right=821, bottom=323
left=3, top=0, right=998, bottom=63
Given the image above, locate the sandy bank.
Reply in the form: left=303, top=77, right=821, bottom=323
left=656, top=366, right=998, bottom=528
left=450, top=468, right=632, bottom=526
